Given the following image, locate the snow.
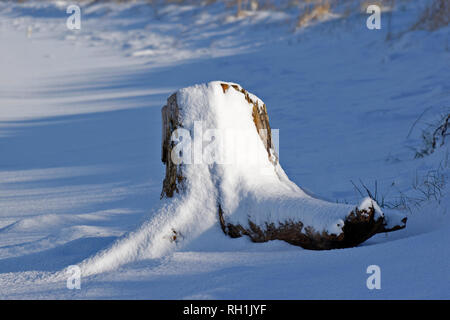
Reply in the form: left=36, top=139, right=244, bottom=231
left=0, top=0, right=449, bottom=299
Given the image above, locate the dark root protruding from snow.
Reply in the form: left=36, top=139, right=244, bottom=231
left=219, top=203, right=404, bottom=250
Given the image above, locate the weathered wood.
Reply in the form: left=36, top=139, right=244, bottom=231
left=161, top=93, right=185, bottom=198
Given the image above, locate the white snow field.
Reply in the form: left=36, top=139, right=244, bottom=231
left=0, top=0, right=449, bottom=299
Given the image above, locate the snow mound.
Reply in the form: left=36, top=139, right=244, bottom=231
left=80, top=81, right=388, bottom=275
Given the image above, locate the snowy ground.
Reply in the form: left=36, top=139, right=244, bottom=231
left=0, top=0, right=449, bottom=299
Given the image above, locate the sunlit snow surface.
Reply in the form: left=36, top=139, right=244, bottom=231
left=0, top=0, right=448, bottom=299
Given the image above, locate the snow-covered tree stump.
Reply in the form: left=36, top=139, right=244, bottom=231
left=161, top=82, right=406, bottom=250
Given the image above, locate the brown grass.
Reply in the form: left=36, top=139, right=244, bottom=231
left=297, top=0, right=331, bottom=28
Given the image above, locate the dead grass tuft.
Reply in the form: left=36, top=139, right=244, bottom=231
left=297, top=0, right=331, bottom=28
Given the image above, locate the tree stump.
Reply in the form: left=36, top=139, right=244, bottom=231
left=161, top=82, right=406, bottom=250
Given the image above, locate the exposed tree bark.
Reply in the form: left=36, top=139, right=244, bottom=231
left=161, top=93, right=185, bottom=198
left=161, top=83, right=406, bottom=250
